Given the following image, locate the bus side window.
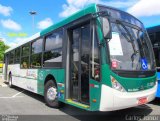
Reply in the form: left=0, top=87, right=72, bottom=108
left=43, top=29, right=63, bottom=68
left=21, top=44, right=30, bottom=69
left=9, top=50, right=14, bottom=64
left=30, top=38, right=43, bottom=68
left=14, top=48, right=20, bottom=64
left=90, top=28, right=100, bottom=81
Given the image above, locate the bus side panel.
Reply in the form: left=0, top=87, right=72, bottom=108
left=89, top=65, right=110, bottom=111
left=8, top=64, right=38, bottom=93
left=37, top=69, right=65, bottom=101
left=89, top=79, right=101, bottom=111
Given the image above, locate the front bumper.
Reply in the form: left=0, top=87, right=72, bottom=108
left=99, top=83, right=157, bottom=111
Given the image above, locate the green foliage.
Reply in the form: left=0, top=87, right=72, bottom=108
left=0, top=41, right=9, bottom=62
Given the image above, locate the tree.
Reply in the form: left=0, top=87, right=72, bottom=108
left=0, top=41, right=9, bottom=62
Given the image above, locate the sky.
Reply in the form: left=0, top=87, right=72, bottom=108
left=0, top=0, right=160, bottom=47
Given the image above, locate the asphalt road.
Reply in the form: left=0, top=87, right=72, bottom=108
left=0, top=86, right=159, bottom=121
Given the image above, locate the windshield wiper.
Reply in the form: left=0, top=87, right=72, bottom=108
left=116, top=20, right=134, bottom=42
left=137, top=30, right=146, bottom=57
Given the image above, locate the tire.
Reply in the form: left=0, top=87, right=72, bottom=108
left=44, top=80, right=62, bottom=108
left=8, top=74, right=13, bottom=88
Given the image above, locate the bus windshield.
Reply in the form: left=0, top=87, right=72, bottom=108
left=108, top=21, right=154, bottom=71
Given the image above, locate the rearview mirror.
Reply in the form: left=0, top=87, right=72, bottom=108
left=102, top=17, right=112, bottom=39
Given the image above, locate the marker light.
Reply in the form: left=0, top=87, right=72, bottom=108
left=111, top=76, right=126, bottom=92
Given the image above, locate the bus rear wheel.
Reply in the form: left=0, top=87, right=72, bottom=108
left=44, top=80, right=61, bottom=108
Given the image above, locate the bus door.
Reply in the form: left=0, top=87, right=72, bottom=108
left=68, top=23, right=90, bottom=104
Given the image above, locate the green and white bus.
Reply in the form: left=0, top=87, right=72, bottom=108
left=3, top=4, right=157, bottom=111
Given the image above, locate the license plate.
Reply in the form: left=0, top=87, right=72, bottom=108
left=138, top=97, right=147, bottom=105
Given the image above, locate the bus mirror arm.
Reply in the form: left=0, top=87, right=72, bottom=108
left=92, top=11, right=112, bottom=40
left=92, top=11, right=110, bottom=18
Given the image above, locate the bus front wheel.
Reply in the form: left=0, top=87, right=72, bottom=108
left=44, top=80, right=60, bottom=108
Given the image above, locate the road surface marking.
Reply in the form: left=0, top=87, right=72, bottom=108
left=0, top=90, right=24, bottom=98
left=0, top=96, right=23, bottom=98
left=12, top=90, right=24, bottom=97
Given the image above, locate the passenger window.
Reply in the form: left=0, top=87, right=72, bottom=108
left=31, top=38, right=43, bottom=54
left=30, top=53, right=41, bottom=68
left=30, top=38, right=43, bottom=68
left=14, top=48, right=20, bottom=63
left=21, top=43, right=30, bottom=68
left=22, top=44, right=30, bottom=56
left=9, top=51, right=14, bottom=64
left=43, top=30, right=63, bottom=68
left=45, top=31, right=63, bottom=51
left=21, top=57, right=29, bottom=68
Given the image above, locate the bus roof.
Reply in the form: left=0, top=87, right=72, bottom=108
left=5, top=3, right=97, bottom=53
left=5, top=3, right=143, bottom=53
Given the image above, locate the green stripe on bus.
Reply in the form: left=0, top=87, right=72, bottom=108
left=40, top=4, right=97, bottom=36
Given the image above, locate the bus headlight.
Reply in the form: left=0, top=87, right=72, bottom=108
left=111, top=76, right=126, bottom=92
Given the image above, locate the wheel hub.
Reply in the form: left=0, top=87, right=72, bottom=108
left=47, top=87, right=57, bottom=101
